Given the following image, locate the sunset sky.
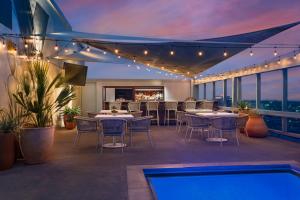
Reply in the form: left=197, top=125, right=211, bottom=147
left=55, top=0, right=300, bottom=81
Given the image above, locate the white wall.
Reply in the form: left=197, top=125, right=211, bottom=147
left=79, top=79, right=191, bottom=115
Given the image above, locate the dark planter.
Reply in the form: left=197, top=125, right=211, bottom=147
left=63, top=115, right=76, bottom=130
left=20, top=127, right=54, bottom=164
left=0, top=133, right=15, bottom=171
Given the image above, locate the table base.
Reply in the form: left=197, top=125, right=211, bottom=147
left=206, top=138, right=228, bottom=142
left=102, top=143, right=127, bottom=148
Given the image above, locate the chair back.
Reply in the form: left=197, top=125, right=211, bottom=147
left=131, top=111, right=143, bottom=118
left=130, top=116, right=152, bottom=131
left=184, top=101, right=196, bottom=110
left=185, top=114, right=211, bottom=127
left=146, top=101, right=159, bottom=111
left=75, top=116, right=98, bottom=132
left=201, top=101, right=214, bottom=110
left=109, top=102, right=122, bottom=110
left=212, top=117, right=237, bottom=131
left=100, top=119, right=126, bottom=136
left=128, top=102, right=141, bottom=112
left=236, top=114, right=249, bottom=129
left=165, top=101, right=178, bottom=111
left=176, top=111, right=186, bottom=121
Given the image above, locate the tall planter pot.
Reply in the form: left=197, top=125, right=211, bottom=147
left=0, top=134, right=15, bottom=171
left=245, top=115, right=268, bottom=138
left=20, top=127, right=54, bottom=164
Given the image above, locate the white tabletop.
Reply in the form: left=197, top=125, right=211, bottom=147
left=185, top=109, right=213, bottom=113
left=196, top=112, right=238, bottom=117
left=95, top=114, right=134, bottom=119
left=99, top=110, right=128, bottom=114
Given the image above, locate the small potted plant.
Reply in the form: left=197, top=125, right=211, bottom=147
left=63, top=106, right=80, bottom=130
left=13, top=61, right=76, bottom=164
left=237, top=101, right=250, bottom=113
left=245, top=109, right=268, bottom=138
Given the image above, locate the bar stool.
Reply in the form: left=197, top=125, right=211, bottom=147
left=146, top=101, right=160, bottom=126
left=109, top=102, right=122, bottom=110
left=184, top=101, right=196, bottom=110
left=128, top=102, right=141, bottom=112
left=164, top=101, right=178, bottom=126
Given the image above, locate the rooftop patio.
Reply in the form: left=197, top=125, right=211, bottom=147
left=1, top=127, right=300, bottom=200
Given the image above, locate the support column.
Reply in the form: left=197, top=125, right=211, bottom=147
left=223, top=79, right=227, bottom=107
left=193, top=84, right=199, bottom=100
left=212, top=81, right=216, bottom=100
left=282, top=69, right=288, bottom=132
left=237, top=77, right=242, bottom=102
left=203, top=83, right=206, bottom=100
left=256, top=73, right=261, bottom=109
left=232, top=77, right=238, bottom=106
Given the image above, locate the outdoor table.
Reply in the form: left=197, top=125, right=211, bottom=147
left=196, top=112, right=238, bottom=143
left=99, top=110, right=128, bottom=114
left=95, top=114, right=134, bottom=148
left=185, top=109, right=213, bottom=113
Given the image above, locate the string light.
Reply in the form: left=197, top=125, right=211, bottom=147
left=24, top=42, right=28, bottom=49
left=117, top=55, right=121, bottom=59
left=54, top=41, right=59, bottom=51
left=293, top=51, right=297, bottom=60
left=161, top=67, right=165, bottom=70
left=170, top=50, right=175, bottom=56
left=72, top=42, right=76, bottom=46
left=273, top=47, right=278, bottom=56
left=223, top=50, right=228, bottom=57
left=147, top=63, right=150, bottom=66
left=114, top=49, right=119, bottom=54
left=64, top=49, right=69, bottom=53
left=86, top=46, right=90, bottom=52
left=2, top=39, right=6, bottom=48
left=277, top=57, right=281, bottom=64
left=144, top=50, right=148, bottom=55
left=103, top=51, right=107, bottom=55
left=198, top=51, right=203, bottom=56
left=249, top=49, right=254, bottom=56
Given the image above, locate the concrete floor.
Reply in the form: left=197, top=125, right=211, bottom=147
left=0, top=126, right=300, bottom=200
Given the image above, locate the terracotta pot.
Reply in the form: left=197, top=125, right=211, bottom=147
left=20, top=127, right=54, bottom=164
left=245, top=115, right=268, bottom=138
left=63, top=115, right=76, bottom=130
left=0, top=133, right=15, bottom=171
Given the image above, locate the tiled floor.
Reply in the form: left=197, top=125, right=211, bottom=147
left=1, top=126, right=300, bottom=200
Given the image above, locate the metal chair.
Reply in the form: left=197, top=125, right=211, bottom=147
left=99, top=119, right=127, bottom=153
left=164, top=101, right=178, bottom=126
left=146, top=101, right=160, bottom=126
left=236, top=114, right=249, bottom=136
left=131, top=111, right=143, bottom=118
left=128, top=116, right=153, bottom=146
left=175, top=111, right=186, bottom=133
left=74, top=116, right=100, bottom=150
left=128, top=102, right=141, bottom=112
left=109, top=102, right=122, bottom=110
left=211, top=117, right=239, bottom=146
left=185, top=114, right=211, bottom=142
left=184, top=101, right=196, bottom=110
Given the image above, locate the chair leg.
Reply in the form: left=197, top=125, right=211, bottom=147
left=73, top=132, right=81, bottom=145
left=189, top=128, right=194, bottom=142
left=147, top=130, right=153, bottom=147
left=220, top=130, right=223, bottom=147
left=235, top=129, right=240, bottom=146
left=101, top=135, right=104, bottom=153
left=157, top=110, right=159, bottom=126
left=121, top=135, right=124, bottom=153
left=185, top=127, right=190, bottom=140
left=97, top=133, right=100, bottom=152
left=130, top=131, right=133, bottom=146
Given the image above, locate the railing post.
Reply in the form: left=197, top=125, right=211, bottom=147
left=223, top=79, right=227, bottom=107
left=212, top=81, right=216, bottom=100
left=203, top=83, right=206, bottom=100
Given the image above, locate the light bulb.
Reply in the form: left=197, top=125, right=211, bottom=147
left=117, top=55, right=121, bottom=59
left=24, top=43, right=28, bottom=49
left=250, top=50, right=253, bottom=56
left=223, top=51, right=228, bottom=57
left=54, top=45, right=59, bottom=51
left=144, top=50, right=148, bottom=55
left=273, top=48, right=278, bottom=56
left=170, top=51, right=175, bottom=56
left=114, top=49, right=119, bottom=54
left=198, top=51, right=203, bottom=56
left=86, top=46, right=90, bottom=52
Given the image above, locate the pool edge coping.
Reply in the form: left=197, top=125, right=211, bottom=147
left=127, top=160, right=300, bottom=200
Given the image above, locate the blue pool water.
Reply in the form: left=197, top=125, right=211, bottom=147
left=144, top=165, right=300, bottom=200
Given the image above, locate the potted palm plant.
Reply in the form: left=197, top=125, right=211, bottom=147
left=13, top=61, right=75, bottom=164
left=63, top=106, right=80, bottom=130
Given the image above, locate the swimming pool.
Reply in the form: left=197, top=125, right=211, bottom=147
left=144, top=164, right=300, bottom=200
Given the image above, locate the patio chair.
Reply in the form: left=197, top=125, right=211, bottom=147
left=128, top=102, right=141, bottom=112
left=185, top=114, right=211, bottom=142
left=146, top=101, right=160, bottom=126
left=99, top=119, right=127, bottom=153
left=184, top=101, right=196, bottom=110
left=131, top=111, right=143, bottom=118
left=211, top=117, right=239, bottom=146
left=175, top=111, right=187, bottom=133
left=74, top=116, right=100, bottom=149
left=128, top=116, right=153, bottom=147
left=236, top=114, right=249, bottom=136
left=109, top=102, right=122, bottom=110
left=164, top=101, right=178, bottom=126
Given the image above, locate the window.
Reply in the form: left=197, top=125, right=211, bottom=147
left=198, top=84, right=205, bottom=100
left=288, top=67, right=300, bottom=112
left=261, top=70, right=282, bottom=111
left=241, top=75, right=256, bottom=108
left=263, top=115, right=282, bottom=131
left=215, top=81, right=224, bottom=106
left=226, top=79, right=232, bottom=107
left=206, top=82, right=213, bottom=100
left=287, top=118, right=300, bottom=134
